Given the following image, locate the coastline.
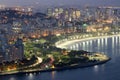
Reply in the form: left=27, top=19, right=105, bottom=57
left=0, top=57, right=110, bottom=76
left=0, top=34, right=115, bottom=76
left=56, top=34, right=120, bottom=49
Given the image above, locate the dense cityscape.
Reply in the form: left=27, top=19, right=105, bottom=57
left=0, top=3, right=120, bottom=80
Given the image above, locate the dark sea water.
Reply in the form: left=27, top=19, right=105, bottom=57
left=1, top=36, right=120, bottom=80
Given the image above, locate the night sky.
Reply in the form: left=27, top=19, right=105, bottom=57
left=0, top=0, right=120, bottom=7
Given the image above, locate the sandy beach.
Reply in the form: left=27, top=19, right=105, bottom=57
left=56, top=34, right=120, bottom=49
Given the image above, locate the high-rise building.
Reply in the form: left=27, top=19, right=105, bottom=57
left=76, top=10, right=81, bottom=18
left=47, top=8, right=53, bottom=17
left=0, top=30, right=9, bottom=63
left=9, top=38, right=24, bottom=61
left=0, top=30, right=24, bottom=63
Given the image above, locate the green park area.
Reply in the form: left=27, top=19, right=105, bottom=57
left=0, top=35, right=110, bottom=74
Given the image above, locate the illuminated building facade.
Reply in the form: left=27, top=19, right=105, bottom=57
left=47, top=8, right=81, bottom=21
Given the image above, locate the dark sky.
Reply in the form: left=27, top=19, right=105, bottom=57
left=0, top=0, right=120, bottom=7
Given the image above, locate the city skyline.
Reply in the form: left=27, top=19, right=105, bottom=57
left=0, top=0, right=120, bottom=7
left=0, top=0, right=119, bottom=78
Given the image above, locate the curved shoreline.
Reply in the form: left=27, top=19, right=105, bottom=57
left=56, top=34, right=120, bottom=49
left=0, top=34, right=115, bottom=76
left=0, top=58, right=110, bottom=76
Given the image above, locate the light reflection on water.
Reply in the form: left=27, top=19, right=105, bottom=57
left=1, top=36, right=120, bottom=80
left=27, top=73, right=34, bottom=80
left=51, top=71, right=56, bottom=80
left=94, top=65, right=99, bottom=72
left=67, top=36, right=120, bottom=55
left=9, top=77, right=16, bottom=80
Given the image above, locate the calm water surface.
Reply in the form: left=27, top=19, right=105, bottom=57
left=1, top=36, right=120, bottom=80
